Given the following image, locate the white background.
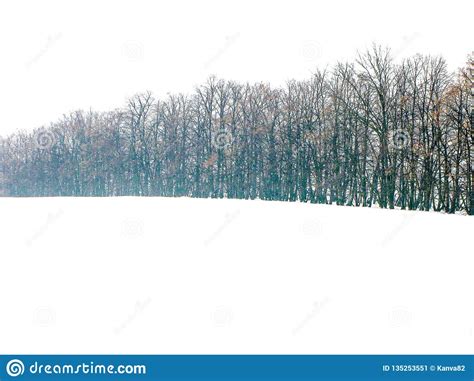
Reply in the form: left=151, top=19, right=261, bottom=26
left=0, top=0, right=473, bottom=355
left=0, top=197, right=473, bottom=354
left=0, top=0, right=472, bottom=136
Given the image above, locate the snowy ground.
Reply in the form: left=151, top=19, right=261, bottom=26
left=0, top=196, right=473, bottom=354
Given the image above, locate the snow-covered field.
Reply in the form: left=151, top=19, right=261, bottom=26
left=0, top=197, right=472, bottom=354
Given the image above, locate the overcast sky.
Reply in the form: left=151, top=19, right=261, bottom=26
left=0, top=0, right=472, bottom=136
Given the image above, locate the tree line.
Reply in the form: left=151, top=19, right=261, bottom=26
left=1, top=46, right=473, bottom=214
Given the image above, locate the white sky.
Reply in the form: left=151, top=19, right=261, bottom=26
left=0, top=0, right=472, bottom=136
